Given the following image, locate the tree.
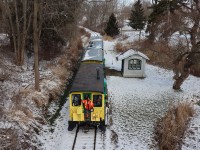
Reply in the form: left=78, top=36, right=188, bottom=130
left=146, top=0, right=200, bottom=90
left=104, top=13, right=119, bottom=37
left=33, top=0, right=41, bottom=91
left=0, top=0, right=32, bottom=66
left=81, top=0, right=118, bottom=32
left=129, top=0, right=146, bottom=40
left=129, top=0, right=146, bottom=31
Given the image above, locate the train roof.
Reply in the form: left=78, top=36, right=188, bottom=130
left=82, top=48, right=103, bottom=62
left=88, top=38, right=103, bottom=49
left=70, top=63, right=104, bottom=93
left=90, top=36, right=102, bottom=41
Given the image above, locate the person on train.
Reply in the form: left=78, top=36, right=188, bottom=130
left=82, top=95, right=94, bottom=111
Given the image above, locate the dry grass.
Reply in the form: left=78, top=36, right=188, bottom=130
left=154, top=102, right=195, bottom=150
left=58, top=56, right=67, bottom=67
left=32, top=96, right=45, bottom=108
left=127, top=39, right=175, bottom=69
left=77, top=37, right=83, bottom=49
left=115, top=42, right=127, bottom=53
left=79, top=27, right=87, bottom=36
left=52, top=66, right=69, bottom=81
left=103, top=35, right=113, bottom=41
left=85, top=32, right=91, bottom=39
left=111, top=130, right=118, bottom=144
left=79, top=27, right=91, bottom=39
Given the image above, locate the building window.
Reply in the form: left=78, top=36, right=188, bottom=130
left=72, top=94, right=81, bottom=106
left=128, top=59, right=141, bottom=70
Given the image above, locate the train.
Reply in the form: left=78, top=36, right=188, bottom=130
left=68, top=37, right=108, bottom=131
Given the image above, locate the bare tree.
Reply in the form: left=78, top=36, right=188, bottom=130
left=172, top=0, right=200, bottom=89
left=33, top=0, right=41, bottom=91
left=82, top=0, right=118, bottom=31
left=147, top=0, right=200, bottom=90
left=0, top=0, right=32, bottom=65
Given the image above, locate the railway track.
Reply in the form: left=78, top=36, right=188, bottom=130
left=72, top=125, right=97, bottom=150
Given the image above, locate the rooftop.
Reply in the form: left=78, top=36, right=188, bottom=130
left=116, top=49, right=149, bottom=61
left=70, top=63, right=104, bottom=93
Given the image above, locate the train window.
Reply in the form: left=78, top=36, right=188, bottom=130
left=72, top=94, right=81, bottom=106
left=93, top=95, right=102, bottom=107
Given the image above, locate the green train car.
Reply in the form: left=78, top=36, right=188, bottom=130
left=68, top=63, right=108, bottom=131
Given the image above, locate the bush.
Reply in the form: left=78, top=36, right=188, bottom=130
left=154, top=102, right=195, bottom=150
left=128, top=39, right=175, bottom=69
left=103, top=35, right=113, bottom=41
left=79, top=27, right=87, bottom=36
left=85, top=32, right=91, bottom=39
left=77, top=37, right=83, bottom=50
left=115, top=42, right=126, bottom=53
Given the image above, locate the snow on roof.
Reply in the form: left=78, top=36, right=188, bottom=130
left=116, top=49, right=149, bottom=61
left=91, top=38, right=102, bottom=42
left=82, top=48, right=103, bottom=62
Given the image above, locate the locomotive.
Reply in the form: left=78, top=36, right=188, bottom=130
left=68, top=37, right=108, bottom=131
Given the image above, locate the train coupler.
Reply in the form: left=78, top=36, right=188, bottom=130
left=68, top=121, right=76, bottom=131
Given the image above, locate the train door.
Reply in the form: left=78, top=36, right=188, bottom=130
left=83, top=93, right=92, bottom=121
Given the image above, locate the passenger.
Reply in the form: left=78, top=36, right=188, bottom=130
left=82, top=96, right=94, bottom=111
left=73, top=95, right=80, bottom=106
left=96, top=96, right=102, bottom=106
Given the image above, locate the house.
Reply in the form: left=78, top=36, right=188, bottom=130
left=121, top=25, right=134, bottom=38
left=116, top=49, right=149, bottom=78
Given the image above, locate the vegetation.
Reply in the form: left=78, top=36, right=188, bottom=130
left=146, top=0, right=200, bottom=90
left=129, top=0, right=146, bottom=31
left=104, top=13, right=120, bottom=37
left=0, top=0, right=87, bottom=149
left=0, top=0, right=200, bottom=149
left=0, top=0, right=84, bottom=90
left=154, top=103, right=195, bottom=150
left=82, top=0, right=118, bottom=32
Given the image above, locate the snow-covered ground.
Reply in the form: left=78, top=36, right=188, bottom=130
left=39, top=29, right=200, bottom=150
left=104, top=35, right=200, bottom=150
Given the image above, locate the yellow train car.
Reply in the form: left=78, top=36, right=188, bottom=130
left=68, top=63, right=107, bottom=131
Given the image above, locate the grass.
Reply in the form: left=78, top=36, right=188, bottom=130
left=103, top=35, right=113, bottom=41
left=154, top=102, right=195, bottom=150
left=115, top=42, right=126, bottom=53
left=127, top=39, right=175, bottom=70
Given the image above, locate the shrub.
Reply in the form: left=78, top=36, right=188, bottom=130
left=154, top=102, right=195, bottom=150
left=103, top=35, right=113, bottom=41
left=85, top=32, right=91, bottom=39
left=79, top=27, right=87, bottom=36
left=115, top=42, right=126, bottom=53
left=77, top=37, right=83, bottom=50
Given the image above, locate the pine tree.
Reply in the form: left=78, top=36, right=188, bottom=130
left=104, top=13, right=119, bottom=37
left=129, top=0, right=146, bottom=31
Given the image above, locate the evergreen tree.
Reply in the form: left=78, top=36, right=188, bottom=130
left=129, top=0, right=146, bottom=31
left=146, top=0, right=180, bottom=42
left=104, top=13, right=119, bottom=37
